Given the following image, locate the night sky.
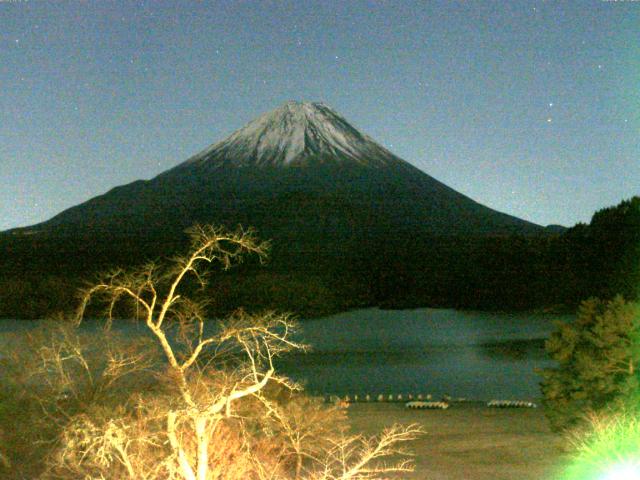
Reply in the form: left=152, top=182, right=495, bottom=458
left=2, top=0, right=638, bottom=231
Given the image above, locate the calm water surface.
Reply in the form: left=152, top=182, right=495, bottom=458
left=0, top=308, right=572, bottom=401
left=277, top=308, right=572, bottom=401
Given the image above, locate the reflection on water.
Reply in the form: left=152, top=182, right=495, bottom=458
left=479, top=338, right=548, bottom=360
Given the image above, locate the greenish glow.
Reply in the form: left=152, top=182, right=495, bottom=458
left=600, top=462, right=640, bottom=480
left=560, top=411, right=640, bottom=480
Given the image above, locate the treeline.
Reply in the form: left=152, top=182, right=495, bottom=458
left=0, top=196, right=638, bottom=319
left=367, top=196, right=640, bottom=311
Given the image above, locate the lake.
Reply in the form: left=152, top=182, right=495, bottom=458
left=0, top=308, right=572, bottom=401
left=276, top=308, right=571, bottom=401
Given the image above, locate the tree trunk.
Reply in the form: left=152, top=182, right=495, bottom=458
left=196, top=417, right=209, bottom=480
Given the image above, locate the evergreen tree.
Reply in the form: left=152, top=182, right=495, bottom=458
left=540, top=296, right=640, bottom=431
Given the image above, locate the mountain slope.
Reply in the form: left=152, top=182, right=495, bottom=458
left=0, top=101, right=561, bottom=317
left=16, top=101, right=541, bottom=243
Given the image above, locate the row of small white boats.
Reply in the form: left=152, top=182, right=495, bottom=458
left=325, top=394, right=537, bottom=409
left=406, top=400, right=537, bottom=409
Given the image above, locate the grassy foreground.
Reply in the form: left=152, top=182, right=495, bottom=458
left=347, top=402, right=569, bottom=480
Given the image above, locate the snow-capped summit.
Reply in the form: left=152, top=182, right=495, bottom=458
left=177, top=101, right=406, bottom=169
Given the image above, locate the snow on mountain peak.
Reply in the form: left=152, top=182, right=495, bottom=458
left=180, top=101, right=405, bottom=169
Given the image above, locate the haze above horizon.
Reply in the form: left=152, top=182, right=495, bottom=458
left=2, top=0, right=638, bottom=230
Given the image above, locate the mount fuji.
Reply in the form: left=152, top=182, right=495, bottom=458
left=0, top=102, right=549, bottom=292
left=0, top=100, right=563, bottom=316
left=19, top=101, right=540, bottom=237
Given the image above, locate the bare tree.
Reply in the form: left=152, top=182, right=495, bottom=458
left=0, top=316, right=159, bottom=479
left=310, top=424, right=423, bottom=480
left=2, top=225, right=423, bottom=480
left=72, top=225, right=304, bottom=480
left=261, top=397, right=422, bottom=480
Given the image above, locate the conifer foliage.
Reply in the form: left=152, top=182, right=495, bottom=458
left=540, top=296, right=640, bottom=431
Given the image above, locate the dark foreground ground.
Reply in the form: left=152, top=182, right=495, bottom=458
left=347, top=402, right=570, bottom=480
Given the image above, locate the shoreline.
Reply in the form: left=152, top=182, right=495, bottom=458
left=0, top=301, right=576, bottom=323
